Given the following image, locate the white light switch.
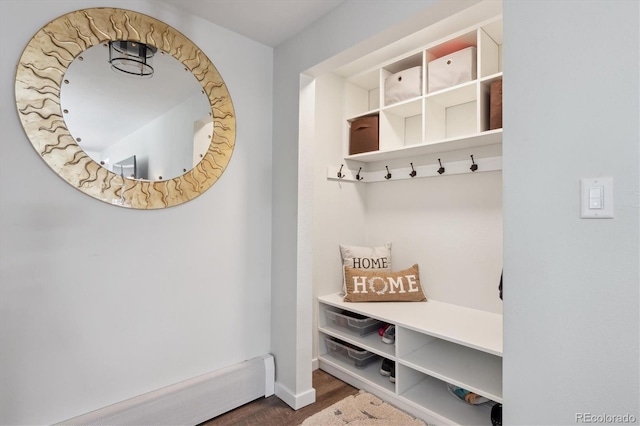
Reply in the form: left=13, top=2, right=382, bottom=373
left=581, top=177, right=613, bottom=218
left=589, top=187, right=603, bottom=209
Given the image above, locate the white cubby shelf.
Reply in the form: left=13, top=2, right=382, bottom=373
left=318, top=293, right=503, bottom=426
left=342, top=16, right=503, bottom=166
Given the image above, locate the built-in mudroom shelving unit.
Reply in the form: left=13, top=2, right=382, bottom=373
left=343, top=16, right=502, bottom=165
left=318, top=294, right=502, bottom=426
left=316, top=12, right=503, bottom=426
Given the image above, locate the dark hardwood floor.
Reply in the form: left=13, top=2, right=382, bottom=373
left=199, top=369, right=358, bottom=426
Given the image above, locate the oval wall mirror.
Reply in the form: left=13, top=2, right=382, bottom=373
left=15, top=8, right=236, bottom=209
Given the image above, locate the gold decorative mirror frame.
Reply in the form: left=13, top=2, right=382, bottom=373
left=15, top=7, right=236, bottom=209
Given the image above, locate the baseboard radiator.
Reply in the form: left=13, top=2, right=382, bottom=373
left=57, top=354, right=275, bottom=426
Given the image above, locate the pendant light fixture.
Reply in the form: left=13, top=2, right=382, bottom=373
left=109, top=41, right=157, bottom=78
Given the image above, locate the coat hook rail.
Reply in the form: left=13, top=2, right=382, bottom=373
left=326, top=156, right=502, bottom=183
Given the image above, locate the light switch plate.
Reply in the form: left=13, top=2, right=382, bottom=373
left=580, top=177, right=614, bottom=218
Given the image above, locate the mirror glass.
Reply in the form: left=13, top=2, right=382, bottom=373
left=15, top=7, right=236, bottom=209
left=60, top=43, right=213, bottom=181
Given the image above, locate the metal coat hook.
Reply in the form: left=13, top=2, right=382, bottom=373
left=409, top=163, right=417, bottom=178
left=470, top=155, right=478, bottom=172
left=437, top=159, right=445, bottom=175
left=356, top=167, right=363, bottom=181
left=384, top=166, right=392, bottom=180
left=337, top=164, right=344, bottom=179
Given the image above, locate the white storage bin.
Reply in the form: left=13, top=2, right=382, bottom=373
left=384, top=66, right=422, bottom=105
left=428, top=46, right=477, bottom=93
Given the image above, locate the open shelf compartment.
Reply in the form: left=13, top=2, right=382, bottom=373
left=397, top=327, right=502, bottom=402
left=320, top=305, right=396, bottom=358
left=398, top=366, right=496, bottom=426
left=319, top=332, right=395, bottom=394
left=479, top=18, right=503, bottom=79
left=345, top=69, right=381, bottom=118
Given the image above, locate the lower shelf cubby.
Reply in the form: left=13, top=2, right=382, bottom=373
left=320, top=333, right=396, bottom=394
left=397, top=327, right=502, bottom=402
left=319, top=305, right=395, bottom=358
left=324, top=335, right=380, bottom=369
left=398, top=366, right=495, bottom=426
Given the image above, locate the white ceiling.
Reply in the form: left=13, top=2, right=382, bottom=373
left=161, top=0, right=347, bottom=47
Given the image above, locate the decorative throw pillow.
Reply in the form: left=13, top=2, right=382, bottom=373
left=339, top=243, right=392, bottom=293
left=343, top=264, right=427, bottom=303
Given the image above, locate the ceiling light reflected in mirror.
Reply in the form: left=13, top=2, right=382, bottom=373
left=109, top=40, right=157, bottom=78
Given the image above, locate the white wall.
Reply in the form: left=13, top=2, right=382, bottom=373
left=503, top=0, right=639, bottom=424
left=309, top=73, right=368, bottom=365
left=272, top=0, right=489, bottom=408
left=310, top=73, right=368, bottom=301
left=364, top=169, right=503, bottom=314
left=0, top=1, right=273, bottom=424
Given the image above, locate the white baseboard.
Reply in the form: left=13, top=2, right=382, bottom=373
left=274, top=382, right=316, bottom=410
left=57, top=354, right=275, bottom=426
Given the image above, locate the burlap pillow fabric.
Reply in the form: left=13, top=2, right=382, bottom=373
left=343, top=264, right=427, bottom=303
